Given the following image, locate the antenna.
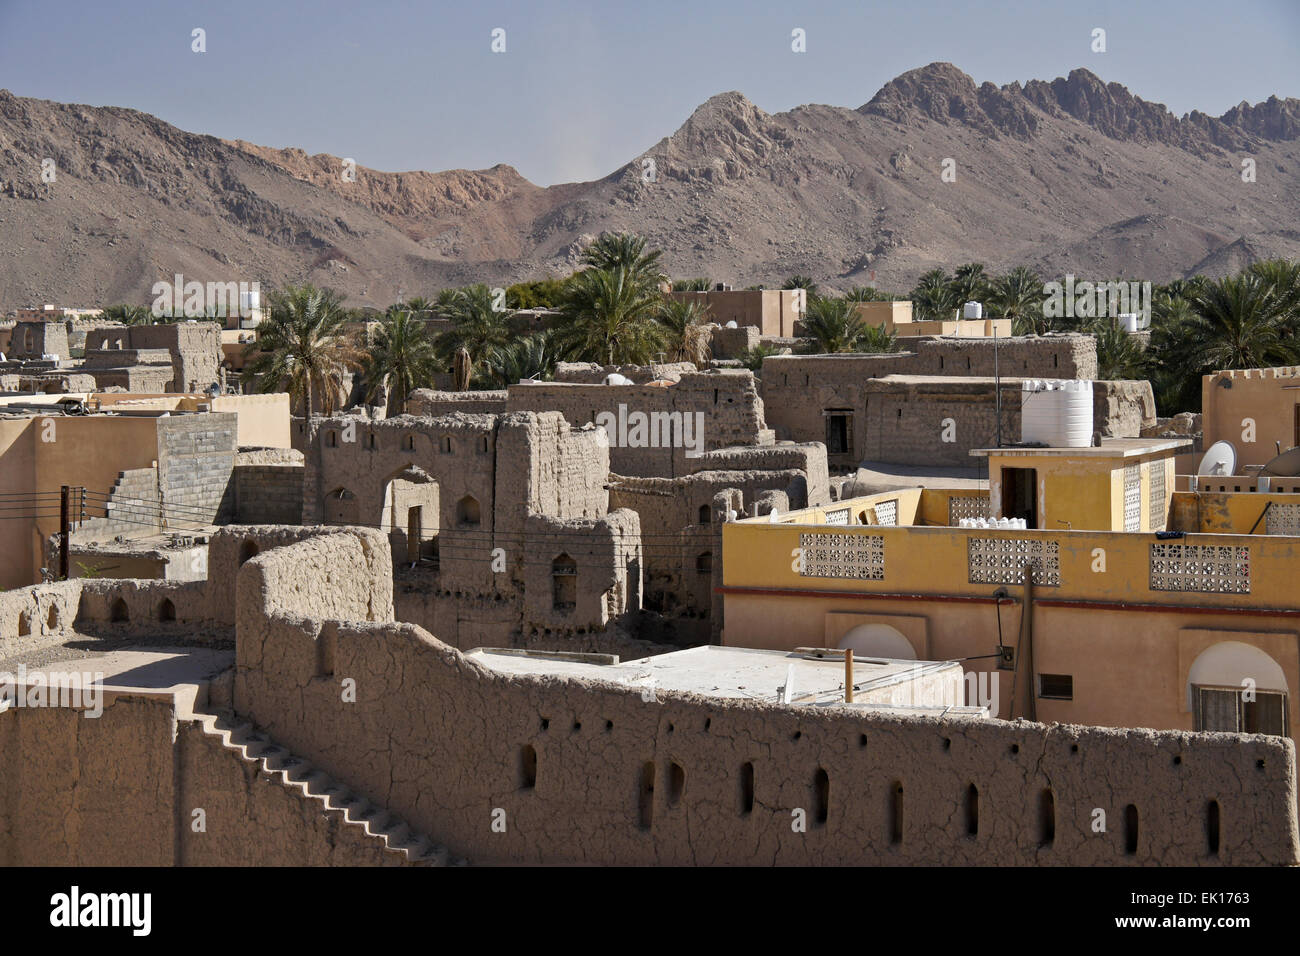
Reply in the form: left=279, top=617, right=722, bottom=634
left=993, top=325, right=1001, bottom=448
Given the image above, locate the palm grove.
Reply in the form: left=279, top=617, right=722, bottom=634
left=201, top=234, right=1300, bottom=419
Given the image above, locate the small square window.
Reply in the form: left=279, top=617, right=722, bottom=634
left=1037, top=674, right=1073, bottom=700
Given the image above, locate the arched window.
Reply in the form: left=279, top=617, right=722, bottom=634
left=440, top=435, right=452, bottom=454
left=552, top=554, right=577, bottom=610
left=457, top=495, right=481, bottom=527
left=110, top=598, right=129, bottom=623
left=696, top=552, right=713, bottom=574
left=238, top=539, right=259, bottom=566
left=158, top=598, right=176, bottom=622
left=698, top=504, right=711, bottom=525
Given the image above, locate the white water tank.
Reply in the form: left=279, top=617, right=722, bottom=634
left=603, top=373, right=634, bottom=386
left=1021, top=379, right=1093, bottom=447
left=1118, top=312, right=1139, bottom=332
left=963, top=301, right=983, bottom=319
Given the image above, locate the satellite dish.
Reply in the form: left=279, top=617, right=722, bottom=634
left=1197, top=440, right=1237, bottom=477
left=1261, top=446, right=1300, bottom=478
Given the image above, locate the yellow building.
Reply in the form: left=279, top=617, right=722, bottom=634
left=1201, top=366, right=1300, bottom=471
left=973, top=438, right=1185, bottom=532
left=853, top=300, right=1012, bottom=338
left=720, top=440, right=1298, bottom=741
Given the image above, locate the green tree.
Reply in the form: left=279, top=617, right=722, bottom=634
left=582, top=233, right=665, bottom=292
left=911, top=269, right=958, bottom=321
left=484, top=331, right=563, bottom=387
left=1186, top=273, right=1298, bottom=371
left=434, top=284, right=517, bottom=385
left=245, top=285, right=364, bottom=416
left=506, top=277, right=571, bottom=309
left=656, top=298, right=713, bottom=365
left=782, top=275, right=819, bottom=298
left=799, top=297, right=871, bottom=353
left=100, top=304, right=153, bottom=325
left=740, top=342, right=786, bottom=372
left=556, top=266, right=666, bottom=364
left=1087, top=317, right=1148, bottom=380
left=951, top=262, right=991, bottom=303
left=989, top=267, right=1045, bottom=335
left=364, top=309, right=442, bottom=414
left=671, top=278, right=712, bottom=292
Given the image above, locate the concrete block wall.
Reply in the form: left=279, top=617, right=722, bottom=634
left=157, top=413, right=238, bottom=528
left=234, top=464, right=303, bottom=525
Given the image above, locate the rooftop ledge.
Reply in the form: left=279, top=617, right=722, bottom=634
left=969, top=437, right=1192, bottom=459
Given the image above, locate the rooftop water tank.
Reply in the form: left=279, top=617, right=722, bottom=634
left=603, top=373, right=634, bottom=386
left=963, top=301, right=983, bottom=320
left=1118, top=313, right=1139, bottom=333
left=1021, top=379, right=1093, bottom=447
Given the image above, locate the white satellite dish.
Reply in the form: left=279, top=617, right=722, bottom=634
left=1197, top=440, right=1237, bottom=477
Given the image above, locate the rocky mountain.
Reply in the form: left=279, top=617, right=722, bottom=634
left=2, top=62, right=1298, bottom=308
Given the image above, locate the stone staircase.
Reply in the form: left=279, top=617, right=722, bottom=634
left=195, top=710, right=458, bottom=866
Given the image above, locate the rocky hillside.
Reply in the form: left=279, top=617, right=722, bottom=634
left=2, top=62, right=1298, bottom=308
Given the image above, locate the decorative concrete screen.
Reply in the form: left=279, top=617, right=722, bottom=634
left=1150, top=543, right=1251, bottom=594
left=799, top=532, right=885, bottom=580
left=1124, top=464, right=1141, bottom=532
left=948, top=495, right=990, bottom=524
left=822, top=507, right=850, bottom=526
left=967, top=537, right=1061, bottom=587
left=1149, top=462, right=1166, bottom=532
left=1266, top=503, right=1300, bottom=536
left=872, top=499, right=898, bottom=526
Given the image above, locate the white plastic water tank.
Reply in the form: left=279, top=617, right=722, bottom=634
left=963, top=301, right=983, bottom=320
left=1021, top=379, right=1093, bottom=447
left=725, top=320, right=738, bottom=328
left=1118, top=313, right=1139, bottom=333
left=603, top=373, right=634, bottom=386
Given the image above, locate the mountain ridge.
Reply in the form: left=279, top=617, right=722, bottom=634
left=2, top=62, right=1298, bottom=308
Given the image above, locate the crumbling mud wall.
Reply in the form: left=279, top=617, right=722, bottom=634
left=229, top=533, right=1300, bottom=867
left=0, top=694, right=419, bottom=866
left=762, top=372, right=1155, bottom=469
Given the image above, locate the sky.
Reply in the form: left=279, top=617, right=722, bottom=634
left=1, top=0, right=1298, bottom=186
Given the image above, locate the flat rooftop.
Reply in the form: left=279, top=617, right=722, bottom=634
left=970, top=437, right=1192, bottom=459
left=466, top=644, right=985, bottom=715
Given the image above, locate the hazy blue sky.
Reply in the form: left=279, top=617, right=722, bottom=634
left=2, top=0, right=1297, bottom=185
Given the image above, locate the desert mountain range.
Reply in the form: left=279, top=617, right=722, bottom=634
left=2, top=62, right=1299, bottom=309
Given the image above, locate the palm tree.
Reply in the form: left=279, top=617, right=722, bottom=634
left=989, top=267, right=1044, bottom=335
left=844, top=286, right=893, bottom=302
left=1186, top=274, right=1298, bottom=371
left=656, top=299, right=713, bottom=365
left=245, top=285, right=364, bottom=416
left=671, top=278, right=712, bottom=292
left=581, top=233, right=665, bottom=293
left=800, top=297, right=870, bottom=353
left=952, top=263, right=991, bottom=303
left=782, top=275, right=819, bottom=298
left=434, top=284, right=517, bottom=385
left=364, top=309, right=441, bottom=414
left=484, top=331, right=563, bottom=387
left=1087, top=318, right=1147, bottom=380
left=556, top=266, right=666, bottom=365
left=857, top=322, right=899, bottom=353
left=740, top=342, right=787, bottom=372
left=911, top=269, right=958, bottom=321
left=401, top=296, right=437, bottom=318
left=100, top=304, right=153, bottom=325
left=1248, top=259, right=1300, bottom=323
